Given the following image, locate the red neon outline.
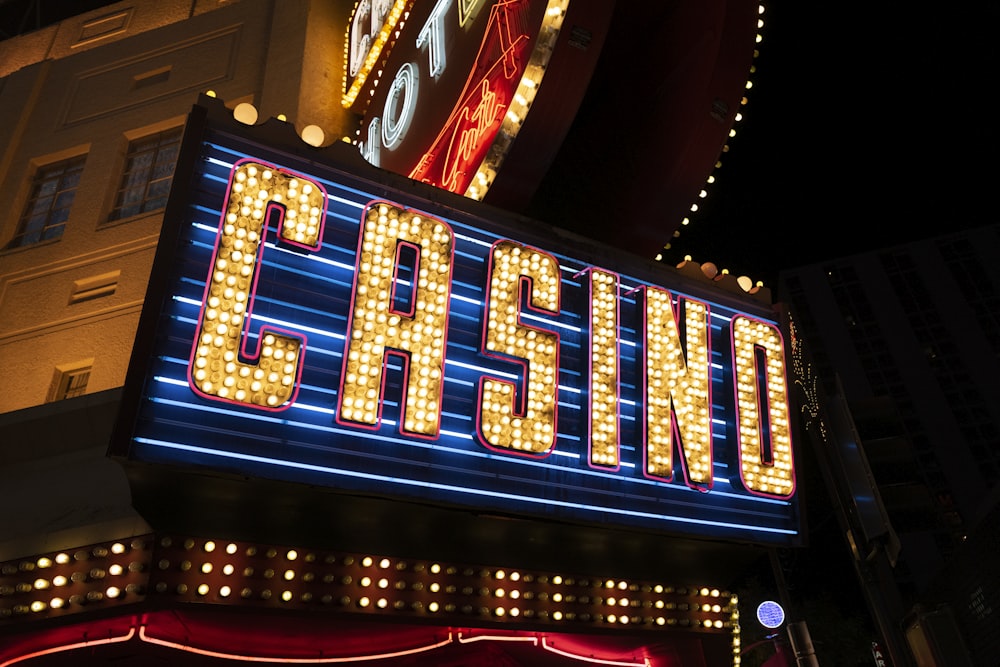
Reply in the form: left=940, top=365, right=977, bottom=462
left=0, top=623, right=659, bottom=667
left=584, top=268, right=622, bottom=472
left=0, top=625, right=136, bottom=667
left=335, top=200, right=455, bottom=441
left=539, top=637, right=651, bottom=667
left=187, top=159, right=327, bottom=412
left=456, top=632, right=651, bottom=666
left=139, top=624, right=454, bottom=663
left=409, top=0, right=531, bottom=193
left=475, top=239, right=561, bottom=459
left=730, top=314, right=797, bottom=500
left=640, top=286, right=714, bottom=491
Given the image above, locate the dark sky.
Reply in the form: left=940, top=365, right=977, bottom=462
left=662, top=1, right=999, bottom=287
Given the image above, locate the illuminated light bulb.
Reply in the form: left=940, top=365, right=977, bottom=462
left=233, top=103, right=259, bottom=125
left=277, top=114, right=287, bottom=122
left=205, top=89, right=217, bottom=97
left=301, top=124, right=325, bottom=147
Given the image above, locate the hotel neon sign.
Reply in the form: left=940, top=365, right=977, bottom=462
left=122, top=129, right=800, bottom=545
left=350, top=0, right=570, bottom=201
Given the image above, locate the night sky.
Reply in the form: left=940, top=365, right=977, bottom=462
left=662, top=1, right=999, bottom=288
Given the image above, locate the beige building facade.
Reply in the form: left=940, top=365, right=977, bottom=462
left=0, top=0, right=353, bottom=414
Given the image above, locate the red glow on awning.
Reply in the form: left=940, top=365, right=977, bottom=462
left=0, top=608, right=727, bottom=666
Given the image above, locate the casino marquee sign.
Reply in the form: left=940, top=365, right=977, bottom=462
left=114, top=100, right=801, bottom=546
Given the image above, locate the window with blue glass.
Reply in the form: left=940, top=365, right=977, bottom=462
left=5, top=155, right=86, bottom=249
left=107, top=127, right=182, bottom=222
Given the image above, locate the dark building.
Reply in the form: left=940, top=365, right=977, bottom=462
left=779, top=224, right=1000, bottom=666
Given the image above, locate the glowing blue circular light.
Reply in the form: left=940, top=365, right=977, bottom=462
left=756, top=600, right=785, bottom=629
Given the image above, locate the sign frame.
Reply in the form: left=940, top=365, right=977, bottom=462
left=111, top=97, right=803, bottom=549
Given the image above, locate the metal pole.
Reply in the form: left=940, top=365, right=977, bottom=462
left=787, top=621, right=820, bottom=667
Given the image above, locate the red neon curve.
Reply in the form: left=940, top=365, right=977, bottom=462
left=138, top=625, right=454, bottom=663
left=0, top=625, right=136, bottom=667
left=2, top=624, right=655, bottom=666
left=541, top=637, right=652, bottom=667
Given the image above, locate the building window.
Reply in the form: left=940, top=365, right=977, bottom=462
left=5, top=155, right=86, bottom=249
left=107, top=127, right=183, bottom=222
left=48, top=361, right=93, bottom=402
